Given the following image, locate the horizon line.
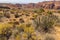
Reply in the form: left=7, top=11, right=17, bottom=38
left=0, top=1, right=59, bottom=4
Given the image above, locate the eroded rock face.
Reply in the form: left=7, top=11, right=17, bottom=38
left=44, top=3, right=55, bottom=9
left=0, top=1, right=60, bottom=9
left=33, top=1, right=60, bottom=9
left=55, top=6, right=60, bottom=9
left=20, top=1, right=60, bottom=9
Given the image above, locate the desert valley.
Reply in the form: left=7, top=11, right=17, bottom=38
left=0, top=1, right=60, bottom=40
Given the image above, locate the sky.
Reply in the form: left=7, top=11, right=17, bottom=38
left=0, top=0, right=55, bottom=3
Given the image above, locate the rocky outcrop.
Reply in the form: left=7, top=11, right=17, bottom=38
left=18, top=1, right=60, bottom=9
left=0, top=1, right=60, bottom=9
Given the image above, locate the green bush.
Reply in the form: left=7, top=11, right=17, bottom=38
left=47, top=11, right=53, bottom=15
left=33, top=13, right=58, bottom=33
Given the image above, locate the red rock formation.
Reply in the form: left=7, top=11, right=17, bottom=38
left=0, top=1, right=60, bottom=9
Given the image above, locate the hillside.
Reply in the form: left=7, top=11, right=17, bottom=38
left=0, top=1, right=60, bottom=9
left=0, top=1, right=60, bottom=40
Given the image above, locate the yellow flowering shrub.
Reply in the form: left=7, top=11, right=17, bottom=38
left=24, top=26, right=35, bottom=34
left=16, top=35, right=21, bottom=40
left=0, top=23, right=13, bottom=34
left=22, top=33, right=28, bottom=38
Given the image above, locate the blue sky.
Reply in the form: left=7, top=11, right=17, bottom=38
left=0, top=0, right=50, bottom=3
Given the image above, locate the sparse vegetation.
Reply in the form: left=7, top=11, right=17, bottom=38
left=0, top=5, right=60, bottom=40
left=44, top=36, right=55, bottom=40
left=33, top=12, right=58, bottom=33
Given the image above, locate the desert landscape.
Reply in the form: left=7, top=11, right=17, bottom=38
left=0, top=1, right=60, bottom=40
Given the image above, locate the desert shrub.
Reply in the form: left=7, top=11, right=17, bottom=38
left=25, top=13, right=30, bottom=16
left=1, top=28, right=12, bottom=40
left=19, top=18, right=24, bottom=23
left=31, top=34, right=37, bottom=40
left=22, top=33, right=28, bottom=39
left=57, top=10, right=60, bottom=13
left=15, top=13, right=20, bottom=18
left=24, top=23, right=35, bottom=34
left=33, top=8, right=45, bottom=13
left=16, top=34, right=21, bottom=40
left=33, top=12, right=58, bottom=33
left=33, top=10, right=38, bottom=13
left=0, top=23, right=12, bottom=40
left=10, top=10, right=15, bottom=14
left=4, top=13, right=10, bottom=18
left=0, top=13, right=3, bottom=18
left=39, top=8, right=45, bottom=13
left=13, top=21, right=19, bottom=25
left=17, top=26, right=24, bottom=33
left=28, top=34, right=32, bottom=40
left=44, top=36, right=55, bottom=40
left=0, top=23, right=13, bottom=38
left=26, top=23, right=31, bottom=27
left=0, top=13, right=4, bottom=22
left=47, top=11, right=53, bottom=15
left=0, top=36, right=7, bottom=40
left=30, top=18, right=34, bottom=20
left=16, top=24, right=26, bottom=33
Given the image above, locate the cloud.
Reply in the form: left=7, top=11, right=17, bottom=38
left=0, top=0, right=22, bottom=3
left=0, top=0, right=45, bottom=3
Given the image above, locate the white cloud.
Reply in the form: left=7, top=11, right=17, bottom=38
left=0, top=0, right=46, bottom=3
left=0, top=0, right=22, bottom=3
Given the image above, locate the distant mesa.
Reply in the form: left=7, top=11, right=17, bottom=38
left=0, top=1, right=60, bottom=9
left=0, top=6, right=10, bottom=9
